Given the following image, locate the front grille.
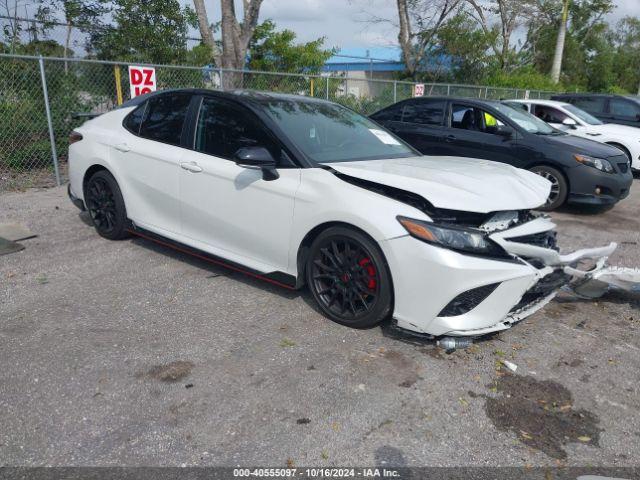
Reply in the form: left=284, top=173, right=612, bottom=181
left=506, top=230, right=558, bottom=251
left=509, top=270, right=571, bottom=313
left=609, top=154, right=629, bottom=173
left=439, top=283, right=500, bottom=317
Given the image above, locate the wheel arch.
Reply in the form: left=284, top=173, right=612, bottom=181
left=605, top=142, right=631, bottom=161
left=295, top=221, right=395, bottom=298
left=82, top=164, right=110, bottom=196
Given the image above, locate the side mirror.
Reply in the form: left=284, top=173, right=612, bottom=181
left=234, top=146, right=279, bottom=181
left=562, top=117, right=578, bottom=129
left=495, top=124, right=514, bottom=137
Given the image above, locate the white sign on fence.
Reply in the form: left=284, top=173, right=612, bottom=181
left=414, top=83, right=425, bottom=97
left=128, top=66, right=157, bottom=98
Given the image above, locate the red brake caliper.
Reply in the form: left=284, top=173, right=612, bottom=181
left=359, top=258, right=377, bottom=290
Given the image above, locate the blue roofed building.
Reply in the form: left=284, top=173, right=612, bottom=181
left=322, top=47, right=450, bottom=98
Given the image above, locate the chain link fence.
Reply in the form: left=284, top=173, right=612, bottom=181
left=0, top=53, right=557, bottom=191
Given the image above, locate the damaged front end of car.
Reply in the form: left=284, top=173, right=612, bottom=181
left=386, top=206, right=623, bottom=340
left=329, top=165, right=637, bottom=341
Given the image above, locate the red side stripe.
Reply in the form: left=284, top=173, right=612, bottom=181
left=127, top=229, right=296, bottom=290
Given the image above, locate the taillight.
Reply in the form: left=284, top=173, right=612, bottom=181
left=69, top=131, right=83, bottom=145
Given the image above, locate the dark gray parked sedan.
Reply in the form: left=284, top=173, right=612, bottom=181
left=371, top=97, right=633, bottom=211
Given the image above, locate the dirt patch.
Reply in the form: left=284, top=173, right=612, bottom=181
left=146, top=361, right=194, bottom=382
left=483, top=374, right=601, bottom=459
left=555, top=358, right=585, bottom=368
left=382, top=350, right=421, bottom=388
left=543, top=301, right=578, bottom=319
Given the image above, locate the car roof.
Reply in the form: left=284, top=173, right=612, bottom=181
left=506, top=99, right=571, bottom=108
left=403, top=96, right=503, bottom=107
left=552, top=93, right=610, bottom=97
left=118, top=88, right=333, bottom=109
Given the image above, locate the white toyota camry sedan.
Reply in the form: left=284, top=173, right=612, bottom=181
left=67, top=89, right=615, bottom=339
left=507, top=99, right=640, bottom=172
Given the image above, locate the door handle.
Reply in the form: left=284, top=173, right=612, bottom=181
left=114, top=143, right=130, bottom=152
left=180, top=161, right=203, bottom=173
left=444, top=135, right=457, bottom=143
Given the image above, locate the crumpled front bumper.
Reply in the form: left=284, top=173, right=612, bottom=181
left=382, top=215, right=618, bottom=337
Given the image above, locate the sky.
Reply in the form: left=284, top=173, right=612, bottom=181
left=9, top=0, right=640, bottom=60
left=195, top=0, right=640, bottom=55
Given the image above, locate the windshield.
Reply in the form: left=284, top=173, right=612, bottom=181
left=261, top=100, right=415, bottom=163
left=492, top=102, right=561, bottom=135
left=564, top=104, right=603, bottom=125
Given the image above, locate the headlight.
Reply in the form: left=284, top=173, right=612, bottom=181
left=574, top=154, right=613, bottom=173
left=397, top=216, right=510, bottom=258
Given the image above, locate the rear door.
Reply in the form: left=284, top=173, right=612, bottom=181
left=607, top=97, right=640, bottom=127
left=178, top=96, right=300, bottom=271
left=113, top=92, right=192, bottom=234
left=439, top=102, right=518, bottom=164
left=392, top=99, right=447, bottom=154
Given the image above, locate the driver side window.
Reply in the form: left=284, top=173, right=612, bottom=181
left=451, top=104, right=504, bottom=135
left=533, top=105, right=568, bottom=124
left=195, top=97, right=280, bottom=162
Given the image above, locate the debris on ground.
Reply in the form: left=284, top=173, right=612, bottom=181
left=501, top=360, right=518, bottom=372
left=0, top=237, right=24, bottom=256
left=145, top=361, right=195, bottom=382
left=0, top=223, right=36, bottom=242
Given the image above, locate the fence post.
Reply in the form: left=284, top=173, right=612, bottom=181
left=219, top=68, right=224, bottom=91
left=325, top=76, right=329, bottom=100
left=447, top=84, right=451, bottom=96
left=393, top=81, right=397, bottom=103
left=38, top=56, right=61, bottom=187
left=114, top=65, right=123, bottom=105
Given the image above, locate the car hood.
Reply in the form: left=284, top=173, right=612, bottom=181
left=543, top=132, right=623, bottom=157
left=586, top=123, right=640, bottom=137
left=324, top=156, right=551, bottom=213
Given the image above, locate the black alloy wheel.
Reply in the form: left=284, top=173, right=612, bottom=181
left=306, top=226, right=392, bottom=328
left=530, top=165, right=568, bottom=211
left=84, top=170, right=130, bottom=240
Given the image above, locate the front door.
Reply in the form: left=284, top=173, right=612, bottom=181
left=178, top=96, right=300, bottom=272
left=440, top=103, right=517, bottom=165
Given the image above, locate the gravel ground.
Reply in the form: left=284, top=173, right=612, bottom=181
left=1, top=184, right=639, bottom=468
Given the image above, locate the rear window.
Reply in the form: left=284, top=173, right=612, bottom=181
left=402, top=101, right=445, bottom=125
left=123, top=102, right=147, bottom=134
left=139, top=93, right=192, bottom=146
left=371, top=104, right=403, bottom=122
left=571, top=97, right=606, bottom=114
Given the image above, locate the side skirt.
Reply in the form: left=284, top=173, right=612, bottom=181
left=126, top=226, right=298, bottom=291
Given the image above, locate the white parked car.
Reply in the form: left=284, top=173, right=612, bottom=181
left=67, top=89, right=615, bottom=340
left=506, top=99, right=640, bottom=172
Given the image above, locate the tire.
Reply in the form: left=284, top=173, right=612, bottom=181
left=306, top=226, right=393, bottom=329
left=84, top=170, right=130, bottom=240
left=530, top=165, right=568, bottom=211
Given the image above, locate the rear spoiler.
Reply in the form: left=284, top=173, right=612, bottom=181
left=72, top=112, right=102, bottom=120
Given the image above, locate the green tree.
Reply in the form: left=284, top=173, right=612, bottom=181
left=525, top=0, right=614, bottom=90
left=247, top=20, right=335, bottom=74
left=612, top=17, right=640, bottom=94
left=90, top=0, right=197, bottom=64
left=430, top=13, right=498, bottom=83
